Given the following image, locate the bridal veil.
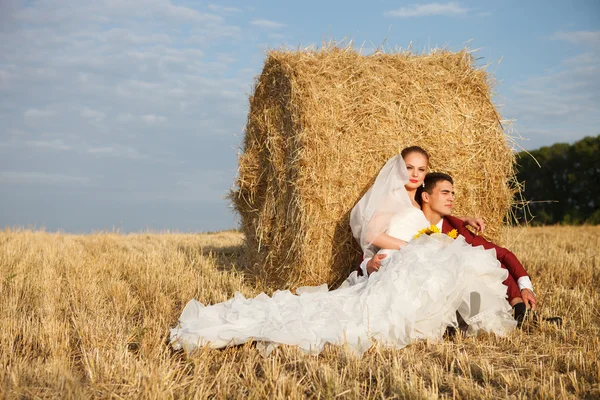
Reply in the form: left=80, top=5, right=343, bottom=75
left=349, top=155, right=414, bottom=258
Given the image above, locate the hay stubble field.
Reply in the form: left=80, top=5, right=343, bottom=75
left=1, top=226, right=599, bottom=399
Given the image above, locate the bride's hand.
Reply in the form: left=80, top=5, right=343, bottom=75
left=367, top=254, right=387, bottom=275
left=464, top=217, right=485, bottom=233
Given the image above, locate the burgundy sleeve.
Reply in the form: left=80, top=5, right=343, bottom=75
left=446, top=215, right=529, bottom=280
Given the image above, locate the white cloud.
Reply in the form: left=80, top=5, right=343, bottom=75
left=186, top=24, right=242, bottom=44
left=87, top=145, right=146, bottom=159
left=216, top=53, right=237, bottom=64
left=117, top=113, right=135, bottom=123
left=562, top=52, right=598, bottom=66
left=0, top=0, right=19, bottom=24
left=143, top=168, right=234, bottom=203
left=208, top=4, right=242, bottom=14
left=168, top=88, right=186, bottom=97
left=81, top=107, right=106, bottom=121
left=78, top=72, right=90, bottom=83
left=141, top=114, right=167, bottom=125
left=156, top=1, right=222, bottom=23
left=268, top=33, right=286, bottom=41
left=551, top=30, right=600, bottom=48
left=250, top=19, right=286, bottom=29
left=385, top=2, right=469, bottom=18
left=23, top=108, right=55, bottom=118
left=0, top=65, right=18, bottom=87
left=0, top=171, right=89, bottom=185
left=104, top=29, right=172, bottom=45
left=87, top=146, right=116, bottom=154
left=116, top=112, right=171, bottom=124
left=15, top=0, right=222, bottom=25
left=25, top=139, right=72, bottom=151
left=503, top=46, right=600, bottom=148
left=0, top=0, right=253, bottom=232
left=122, top=79, right=162, bottom=91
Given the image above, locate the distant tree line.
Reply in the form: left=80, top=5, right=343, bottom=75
left=514, top=135, right=600, bottom=225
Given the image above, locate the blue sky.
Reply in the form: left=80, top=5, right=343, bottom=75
left=1, top=0, right=599, bottom=233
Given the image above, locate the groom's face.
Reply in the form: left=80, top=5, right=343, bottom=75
left=428, top=180, right=455, bottom=216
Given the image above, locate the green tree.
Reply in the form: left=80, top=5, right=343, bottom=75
left=515, top=135, right=600, bottom=225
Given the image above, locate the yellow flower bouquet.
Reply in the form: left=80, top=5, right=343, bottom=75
left=414, top=225, right=458, bottom=240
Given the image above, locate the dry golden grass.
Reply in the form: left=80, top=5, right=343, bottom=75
left=1, top=226, right=598, bottom=399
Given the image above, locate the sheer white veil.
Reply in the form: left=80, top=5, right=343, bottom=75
left=349, top=154, right=413, bottom=258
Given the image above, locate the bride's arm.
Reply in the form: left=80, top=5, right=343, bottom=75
left=456, top=216, right=485, bottom=233
left=365, top=213, right=408, bottom=250
left=371, top=233, right=407, bottom=250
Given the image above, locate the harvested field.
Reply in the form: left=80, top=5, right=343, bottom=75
left=1, top=226, right=599, bottom=398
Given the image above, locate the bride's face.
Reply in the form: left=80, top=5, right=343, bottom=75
left=403, top=152, right=428, bottom=190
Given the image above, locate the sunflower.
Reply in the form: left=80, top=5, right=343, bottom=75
left=413, top=225, right=458, bottom=240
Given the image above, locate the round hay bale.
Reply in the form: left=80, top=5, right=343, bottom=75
left=231, top=46, right=517, bottom=290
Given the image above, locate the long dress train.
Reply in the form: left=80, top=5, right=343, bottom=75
left=170, top=208, right=516, bottom=356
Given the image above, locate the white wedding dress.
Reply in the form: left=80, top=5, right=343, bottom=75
left=170, top=207, right=516, bottom=356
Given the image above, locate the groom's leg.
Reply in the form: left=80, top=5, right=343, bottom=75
left=503, top=274, right=522, bottom=305
left=503, top=273, right=528, bottom=327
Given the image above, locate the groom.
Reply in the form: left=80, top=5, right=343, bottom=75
left=416, top=172, right=536, bottom=317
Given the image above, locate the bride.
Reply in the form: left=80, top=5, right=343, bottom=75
left=170, top=147, right=516, bottom=356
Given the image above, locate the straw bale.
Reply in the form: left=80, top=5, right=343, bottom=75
left=232, top=46, right=517, bottom=290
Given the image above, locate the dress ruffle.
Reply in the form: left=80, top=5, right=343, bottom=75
left=170, top=233, right=516, bottom=356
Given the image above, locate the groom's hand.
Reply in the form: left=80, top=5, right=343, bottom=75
left=466, top=217, right=485, bottom=233
left=367, top=254, right=387, bottom=275
left=521, top=288, right=537, bottom=310
left=472, top=218, right=485, bottom=233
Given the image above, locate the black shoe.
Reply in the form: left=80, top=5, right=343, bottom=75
left=542, top=316, right=563, bottom=326
left=444, top=326, right=457, bottom=339
left=444, top=311, right=469, bottom=338
left=513, top=303, right=527, bottom=328
left=456, top=312, right=469, bottom=334
left=531, top=312, right=563, bottom=327
left=513, top=304, right=563, bottom=329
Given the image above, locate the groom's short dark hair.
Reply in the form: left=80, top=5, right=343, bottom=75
left=416, top=172, right=454, bottom=207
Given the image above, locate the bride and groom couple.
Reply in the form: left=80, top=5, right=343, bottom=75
left=170, top=146, right=539, bottom=356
